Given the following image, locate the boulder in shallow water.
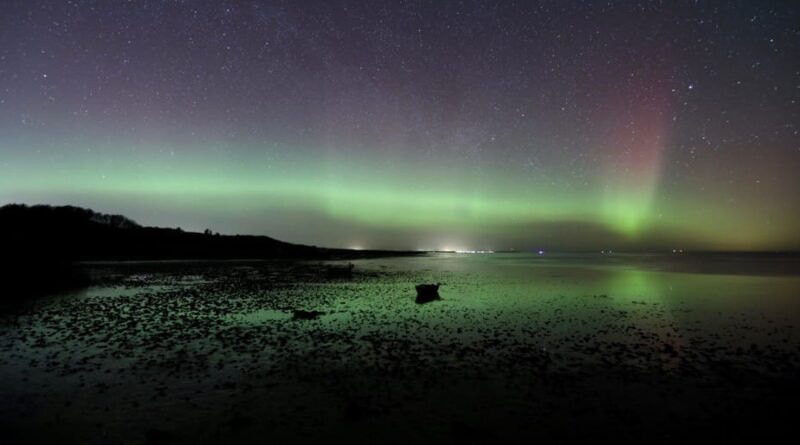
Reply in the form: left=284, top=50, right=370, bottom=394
left=415, top=284, right=440, bottom=304
left=292, top=309, right=324, bottom=320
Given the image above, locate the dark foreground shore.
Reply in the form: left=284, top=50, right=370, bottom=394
left=1, top=257, right=799, bottom=444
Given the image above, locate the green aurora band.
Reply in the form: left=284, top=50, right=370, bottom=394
left=1, top=134, right=797, bottom=252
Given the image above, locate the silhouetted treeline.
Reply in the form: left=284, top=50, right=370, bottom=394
left=0, top=204, right=419, bottom=303
left=0, top=204, right=412, bottom=261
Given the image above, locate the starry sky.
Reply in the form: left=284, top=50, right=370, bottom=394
left=1, top=1, right=798, bottom=251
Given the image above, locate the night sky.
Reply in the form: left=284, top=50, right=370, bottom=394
left=1, top=1, right=798, bottom=251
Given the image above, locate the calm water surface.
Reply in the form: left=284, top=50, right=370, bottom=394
left=345, top=252, right=800, bottom=326
left=1, top=252, right=798, bottom=444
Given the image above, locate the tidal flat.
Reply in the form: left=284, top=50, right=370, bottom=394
left=1, top=253, right=799, bottom=444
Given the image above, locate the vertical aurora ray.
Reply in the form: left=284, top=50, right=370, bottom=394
left=599, top=85, right=672, bottom=237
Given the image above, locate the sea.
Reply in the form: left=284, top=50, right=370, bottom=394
left=1, top=252, right=798, bottom=443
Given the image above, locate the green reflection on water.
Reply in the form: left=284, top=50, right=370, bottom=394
left=343, top=253, right=800, bottom=321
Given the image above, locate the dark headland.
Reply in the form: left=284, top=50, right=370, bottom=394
left=0, top=204, right=419, bottom=300
left=0, top=204, right=421, bottom=261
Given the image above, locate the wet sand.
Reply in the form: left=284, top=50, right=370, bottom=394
left=1, top=254, right=799, bottom=444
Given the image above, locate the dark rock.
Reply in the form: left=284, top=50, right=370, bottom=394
left=415, top=284, right=440, bottom=304
left=293, top=309, right=324, bottom=320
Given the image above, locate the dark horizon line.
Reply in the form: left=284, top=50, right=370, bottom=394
left=428, top=249, right=800, bottom=255
left=3, top=202, right=799, bottom=256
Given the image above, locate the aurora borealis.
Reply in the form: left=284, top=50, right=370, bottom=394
left=1, top=1, right=798, bottom=251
